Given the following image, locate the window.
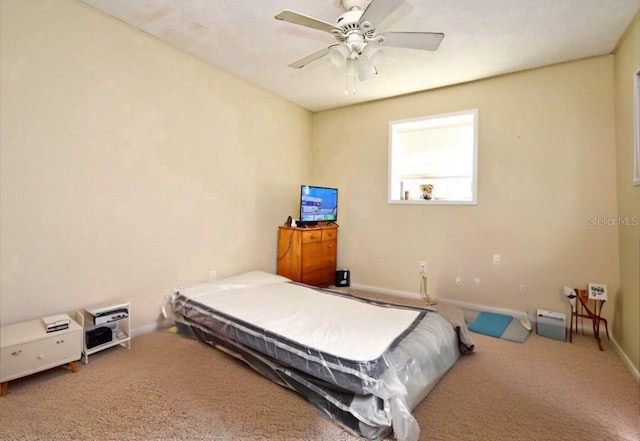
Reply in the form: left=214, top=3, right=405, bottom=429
left=388, top=109, right=478, bottom=204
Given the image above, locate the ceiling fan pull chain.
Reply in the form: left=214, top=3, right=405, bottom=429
left=344, top=65, right=349, bottom=95
left=346, top=59, right=357, bottom=95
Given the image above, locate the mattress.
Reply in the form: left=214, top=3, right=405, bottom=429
left=171, top=271, right=474, bottom=441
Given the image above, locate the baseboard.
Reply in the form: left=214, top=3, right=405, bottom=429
left=350, top=283, right=530, bottom=320
left=352, top=282, right=640, bottom=382
left=131, top=318, right=173, bottom=338
left=610, top=335, right=640, bottom=383
left=349, top=283, right=422, bottom=300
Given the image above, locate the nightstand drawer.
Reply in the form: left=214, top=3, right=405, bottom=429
left=0, top=331, right=81, bottom=382
left=0, top=317, right=82, bottom=391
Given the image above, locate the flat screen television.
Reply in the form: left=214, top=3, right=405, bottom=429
left=299, top=185, right=338, bottom=226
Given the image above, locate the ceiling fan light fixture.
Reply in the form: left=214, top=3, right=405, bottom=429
left=329, top=43, right=351, bottom=67
left=361, top=43, right=382, bottom=65
left=356, top=57, right=377, bottom=81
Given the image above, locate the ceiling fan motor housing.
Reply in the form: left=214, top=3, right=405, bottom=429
left=333, top=10, right=378, bottom=43
left=341, top=0, right=371, bottom=12
left=335, top=10, right=363, bottom=30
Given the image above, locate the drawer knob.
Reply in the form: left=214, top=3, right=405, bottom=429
left=37, top=354, right=44, bottom=360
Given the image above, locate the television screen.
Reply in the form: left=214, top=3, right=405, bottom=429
left=299, top=185, right=338, bottom=225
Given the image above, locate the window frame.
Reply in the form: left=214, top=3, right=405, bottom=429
left=634, top=70, right=639, bottom=186
left=388, top=108, right=479, bottom=205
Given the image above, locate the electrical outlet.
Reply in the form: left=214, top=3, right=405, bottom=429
left=493, top=254, right=501, bottom=265
left=209, top=270, right=217, bottom=281
left=419, top=261, right=426, bottom=273
left=474, top=277, right=480, bottom=288
left=519, top=284, right=526, bottom=295
left=456, top=276, right=462, bottom=285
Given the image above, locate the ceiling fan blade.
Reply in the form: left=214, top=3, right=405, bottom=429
left=275, top=10, right=337, bottom=33
left=287, top=46, right=333, bottom=69
left=382, top=32, right=444, bottom=51
left=359, top=0, right=404, bottom=26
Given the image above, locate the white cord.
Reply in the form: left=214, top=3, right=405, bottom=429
left=419, top=273, right=431, bottom=303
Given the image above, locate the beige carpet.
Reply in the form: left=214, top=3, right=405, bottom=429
left=0, top=300, right=638, bottom=441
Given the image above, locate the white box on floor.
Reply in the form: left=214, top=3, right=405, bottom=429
left=536, top=309, right=566, bottom=341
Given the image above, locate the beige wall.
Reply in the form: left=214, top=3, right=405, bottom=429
left=0, top=0, right=313, bottom=330
left=1, top=0, right=636, bottom=374
left=614, top=16, right=640, bottom=372
left=314, top=57, right=620, bottom=323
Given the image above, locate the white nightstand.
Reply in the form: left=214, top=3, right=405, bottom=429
left=0, top=315, right=82, bottom=396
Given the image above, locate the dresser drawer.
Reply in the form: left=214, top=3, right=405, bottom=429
left=301, top=241, right=337, bottom=273
left=322, top=227, right=337, bottom=241
left=301, top=229, right=323, bottom=244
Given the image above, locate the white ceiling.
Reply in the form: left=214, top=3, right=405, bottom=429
left=79, top=0, right=639, bottom=112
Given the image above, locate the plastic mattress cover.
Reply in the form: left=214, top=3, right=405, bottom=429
left=171, top=271, right=474, bottom=441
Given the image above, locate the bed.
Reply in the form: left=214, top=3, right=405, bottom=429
left=170, top=271, right=474, bottom=441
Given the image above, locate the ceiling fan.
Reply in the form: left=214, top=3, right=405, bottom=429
left=275, top=0, right=444, bottom=85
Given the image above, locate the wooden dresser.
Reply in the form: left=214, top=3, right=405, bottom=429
left=277, top=225, right=338, bottom=287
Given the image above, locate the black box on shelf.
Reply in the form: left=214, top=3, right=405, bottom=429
left=86, top=326, right=112, bottom=349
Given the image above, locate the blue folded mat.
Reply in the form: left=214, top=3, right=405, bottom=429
left=468, top=312, right=514, bottom=338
